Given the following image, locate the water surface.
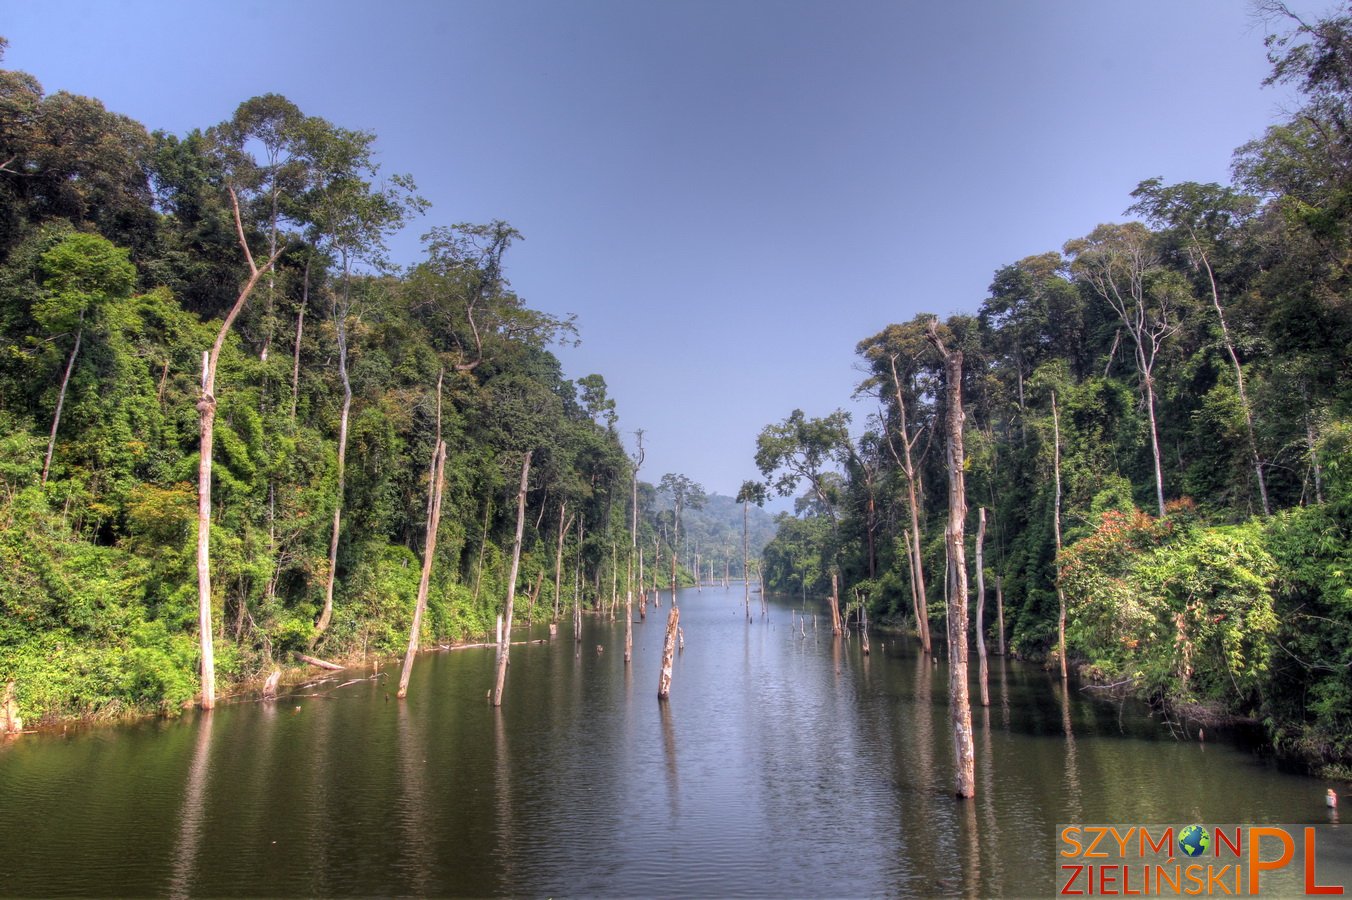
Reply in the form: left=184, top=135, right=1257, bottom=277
left=0, top=587, right=1344, bottom=896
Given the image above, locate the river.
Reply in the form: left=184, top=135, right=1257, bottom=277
left=0, top=586, right=1345, bottom=896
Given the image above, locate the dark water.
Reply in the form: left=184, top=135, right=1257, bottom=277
left=1, top=586, right=1346, bottom=897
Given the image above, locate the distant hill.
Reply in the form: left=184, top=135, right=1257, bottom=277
left=652, top=492, right=776, bottom=578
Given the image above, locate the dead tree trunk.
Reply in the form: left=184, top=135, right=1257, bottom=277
left=196, top=187, right=281, bottom=710
left=573, top=519, right=584, bottom=644
left=996, top=574, right=1006, bottom=657
left=627, top=437, right=644, bottom=664
left=1052, top=391, right=1068, bottom=681
left=829, top=570, right=843, bottom=636
left=658, top=604, right=680, bottom=699
left=1192, top=247, right=1268, bottom=514
left=493, top=451, right=532, bottom=707
left=976, top=507, right=990, bottom=707
left=927, top=320, right=976, bottom=799
left=41, top=312, right=82, bottom=486
left=889, top=354, right=932, bottom=654
left=758, top=563, right=767, bottom=615
left=398, top=440, right=447, bottom=699
left=553, top=503, right=568, bottom=623
left=742, top=498, right=751, bottom=621
left=316, top=264, right=354, bottom=639
left=289, top=258, right=309, bottom=425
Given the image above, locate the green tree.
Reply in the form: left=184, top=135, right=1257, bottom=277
left=35, top=232, right=136, bottom=485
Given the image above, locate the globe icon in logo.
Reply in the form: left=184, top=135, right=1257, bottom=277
left=1178, top=824, right=1210, bottom=858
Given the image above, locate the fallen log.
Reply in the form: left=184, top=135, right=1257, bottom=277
left=294, top=652, right=345, bottom=671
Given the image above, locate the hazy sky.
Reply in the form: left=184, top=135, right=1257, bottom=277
left=4, top=1, right=1324, bottom=501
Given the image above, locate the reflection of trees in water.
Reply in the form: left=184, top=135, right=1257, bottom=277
left=1059, top=678, right=1082, bottom=822
left=169, top=711, right=214, bottom=899
left=960, top=795, right=982, bottom=899
left=660, top=701, right=679, bottom=818
left=493, top=709, right=515, bottom=887
left=396, top=700, right=433, bottom=895
left=977, top=704, right=1003, bottom=894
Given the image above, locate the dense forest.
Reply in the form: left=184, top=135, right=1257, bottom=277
left=751, top=6, right=1352, bottom=774
left=0, top=36, right=778, bottom=729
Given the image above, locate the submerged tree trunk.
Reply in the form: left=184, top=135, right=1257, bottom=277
left=658, top=604, right=680, bottom=699
left=927, top=321, right=975, bottom=799
left=398, top=440, right=447, bottom=699
left=196, top=187, right=280, bottom=710
left=976, top=508, right=990, bottom=707
left=829, top=570, right=843, bottom=636
left=41, top=314, right=82, bottom=486
left=1206, top=262, right=1268, bottom=515
left=627, top=437, right=642, bottom=664
left=743, top=499, right=750, bottom=621
left=573, top=519, right=584, bottom=644
left=289, top=258, right=309, bottom=425
left=493, top=451, right=532, bottom=707
left=1052, top=391, right=1068, bottom=681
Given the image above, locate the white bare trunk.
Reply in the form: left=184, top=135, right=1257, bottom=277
left=493, top=451, right=532, bottom=707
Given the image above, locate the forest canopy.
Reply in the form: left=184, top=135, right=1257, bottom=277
left=747, top=4, right=1352, bottom=772
left=0, top=35, right=781, bottom=727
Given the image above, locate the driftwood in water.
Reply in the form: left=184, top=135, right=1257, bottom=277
left=262, top=669, right=282, bottom=699
left=658, top=605, right=680, bottom=699
left=294, top=652, right=345, bottom=671
left=439, top=639, right=546, bottom=651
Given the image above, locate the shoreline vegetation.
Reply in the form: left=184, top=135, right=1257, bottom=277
left=4, top=6, right=1352, bottom=783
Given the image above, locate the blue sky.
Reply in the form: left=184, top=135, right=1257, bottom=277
left=4, top=0, right=1326, bottom=503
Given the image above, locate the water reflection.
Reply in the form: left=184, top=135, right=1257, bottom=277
left=168, top=709, right=213, bottom=899
left=0, top=589, right=1339, bottom=898
left=660, top=697, right=679, bottom=818
left=396, top=699, right=433, bottom=895
left=492, top=708, right=514, bottom=888
left=1059, top=677, right=1083, bottom=823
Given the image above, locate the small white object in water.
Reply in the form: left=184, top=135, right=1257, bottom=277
left=1329, top=789, right=1339, bottom=808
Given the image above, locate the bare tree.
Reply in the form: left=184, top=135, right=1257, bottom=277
left=195, top=187, right=283, bottom=709
left=1066, top=223, right=1177, bottom=517
left=398, top=439, right=447, bottom=699
left=926, top=319, right=976, bottom=799
left=493, top=451, right=533, bottom=706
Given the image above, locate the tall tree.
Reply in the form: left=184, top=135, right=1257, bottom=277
left=926, top=319, right=976, bottom=799
left=1065, top=222, right=1179, bottom=517
left=657, top=472, right=706, bottom=565
left=195, top=185, right=283, bottom=709
left=857, top=323, right=934, bottom=653
left=398, top=439, right=447, bottom=700
left=493, top=451, right=532, bottom=707
left=1129, top=178, right=1270, bottom=515
left=736, top=479, right=768, bottom=621
left=627, top=431, right=644, bottom=664
left=295, top=116, right=426, bottom=638
left=35, top=232, right=135, bottom=485
left=754, top=408, right=851, bottom=634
